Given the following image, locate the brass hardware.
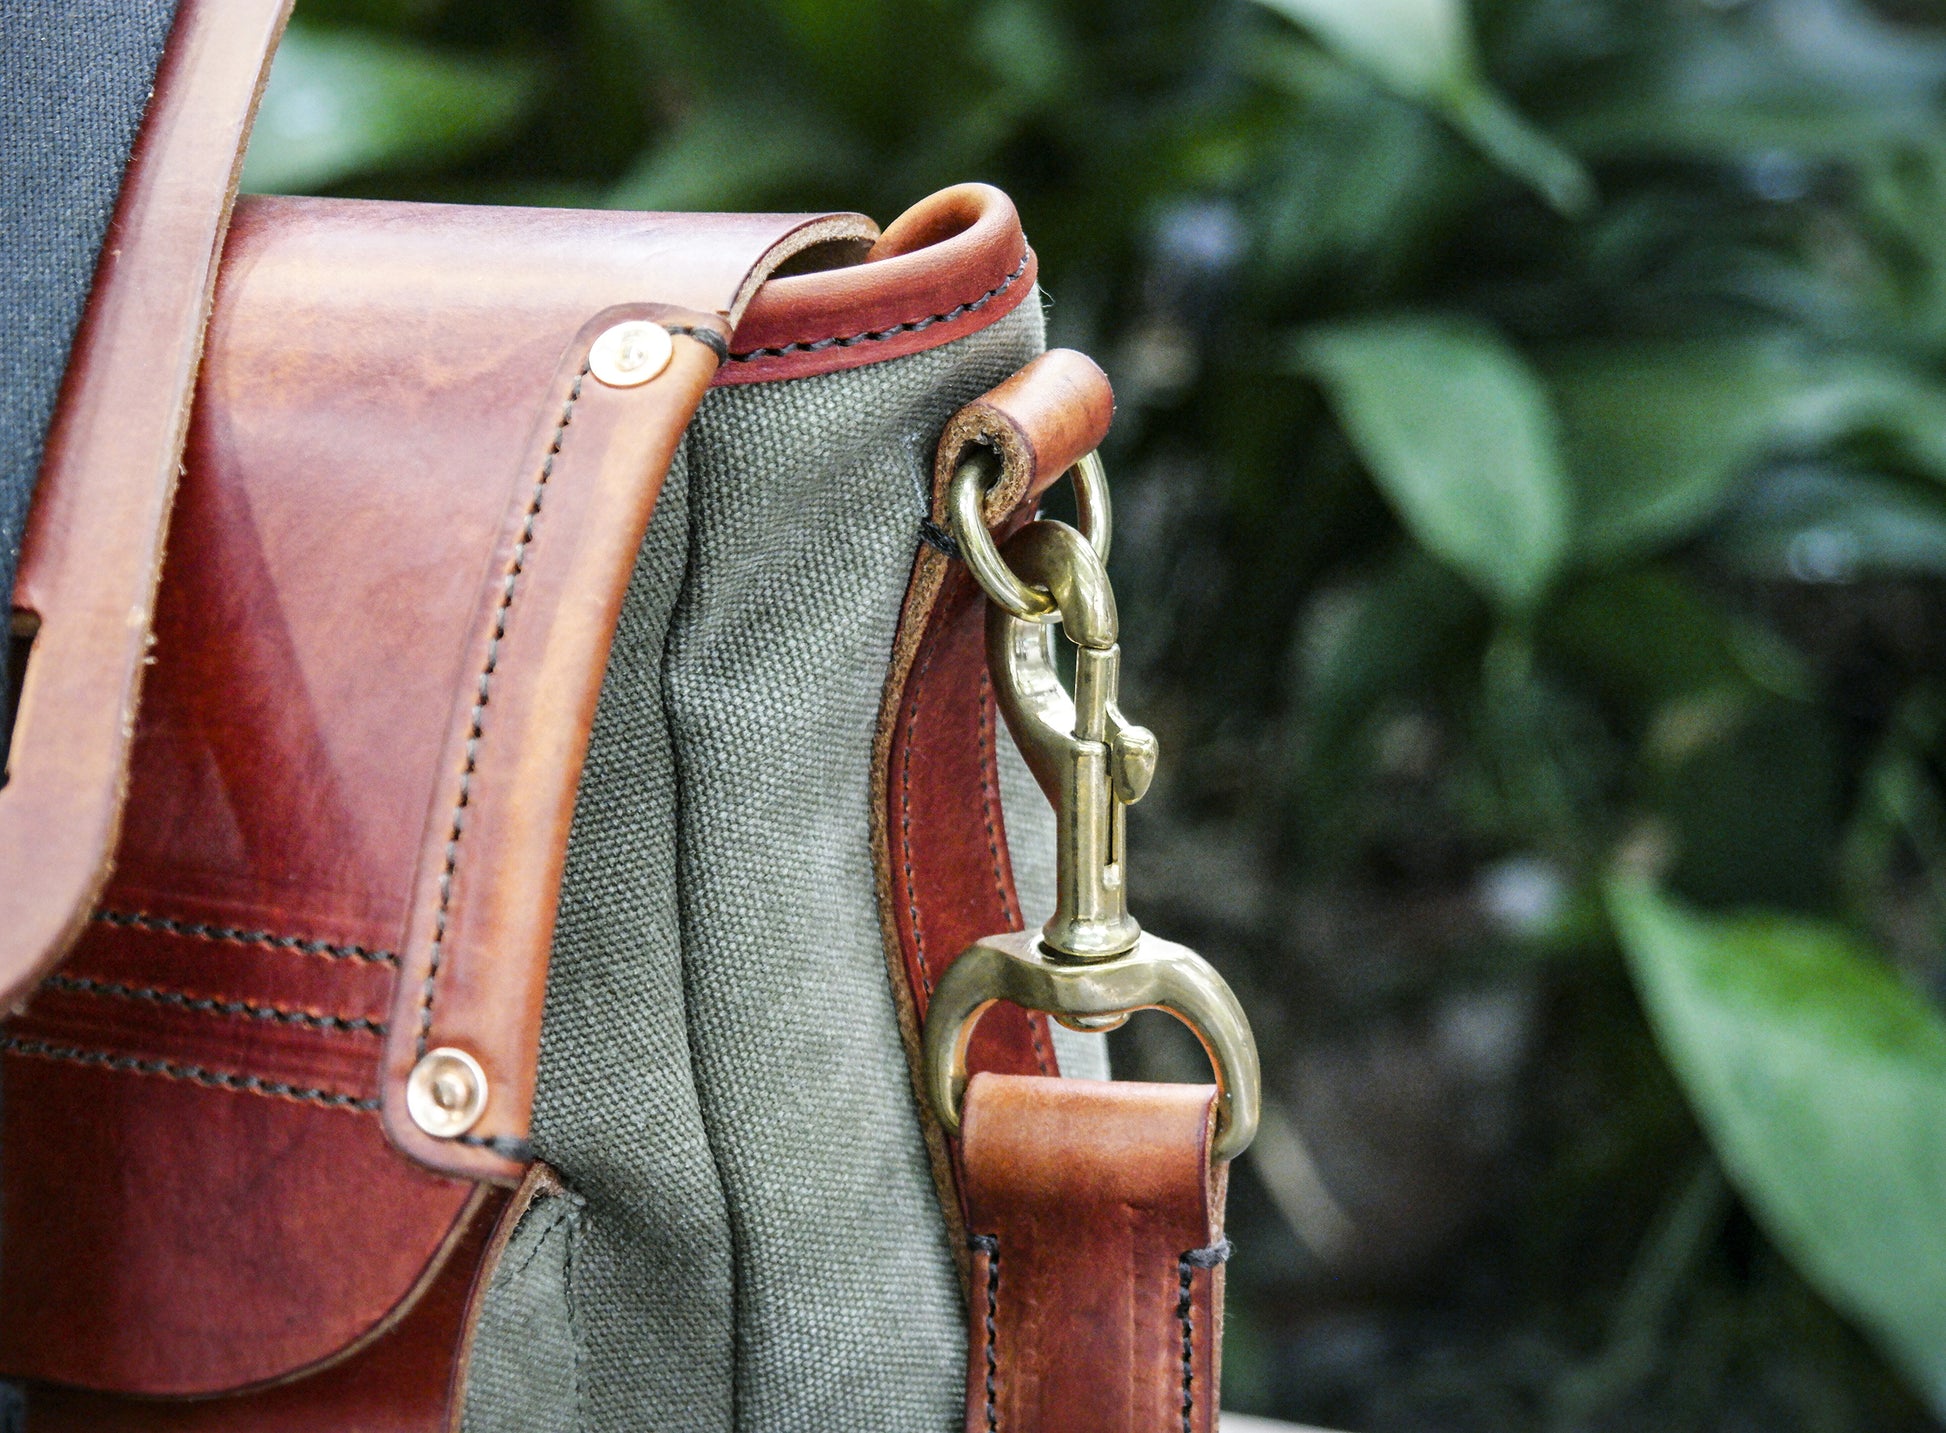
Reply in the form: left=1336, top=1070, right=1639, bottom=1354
left=988, top=520, right=1150, bottom=959
left=927, top=446, right=1260, bottom=1160
left=588, top=320, right=673, bottom=388
left=946, top=449, right=1111, bottom=621
left=406, top=1046, right=488, bottom=1138
left=923, top=929, right=1262, bottom=1162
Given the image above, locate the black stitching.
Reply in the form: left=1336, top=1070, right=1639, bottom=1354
left=1178, top=1239, right=1233, bottom=1431
left=970, top=1234, right=1001, bottom=1432
left=418, top=366, right=585, bottom=1058
left=458, top=1132, right=534, bottom=1161
left=43, top=974, right=385, bottom=1034
left=665, top=323, right=730, bottom=364
left=729, top=251, right=1031, bottom=362
left=918, top=518, right=962, bottom=559
left=93, top=909, right=396, bottom=965
left=0, top=1036, right=375, bottom=1110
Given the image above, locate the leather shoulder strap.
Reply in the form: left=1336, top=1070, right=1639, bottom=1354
left=0, top=0, right=292, bottom=1007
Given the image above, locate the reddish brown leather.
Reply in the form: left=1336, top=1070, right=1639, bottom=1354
left=24, top=1176, right=525, bottom=1432
left=0, top=0, right=292, bottom=1009
left=723, top=183, right=1037, bottom=387
left=933, top=349, right=1116, bottom=505
left=872, top=350, right=1116, bottom=1255
left=0, top=199, right=873, bottom=1398
left=959, top=1075, right=1230, bottom=1433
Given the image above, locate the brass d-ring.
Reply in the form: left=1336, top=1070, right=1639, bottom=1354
left=921, top=929, right=1262, bottom=1162
left=947, top=449, right=1111, bottom=621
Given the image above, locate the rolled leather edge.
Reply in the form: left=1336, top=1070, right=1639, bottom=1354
left=721, top=183, right=1038, bottom=387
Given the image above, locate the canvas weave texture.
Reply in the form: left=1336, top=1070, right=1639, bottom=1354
left=464, top=297, right=1095, bottom=1432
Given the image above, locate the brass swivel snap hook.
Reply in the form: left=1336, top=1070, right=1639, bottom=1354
left=921, top=452, right=1261, bottom=1162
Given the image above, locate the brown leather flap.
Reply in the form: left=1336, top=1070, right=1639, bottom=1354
left=0, top=181, right=1045, bottom=1402
left=0, top=196, right=875, bottom=1398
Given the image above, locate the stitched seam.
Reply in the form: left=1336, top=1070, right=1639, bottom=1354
left=1178, top=1240, right=1234, bottom=1433
left=504, top=1197, right=580, bottom=1285
left=970, top=1234, right=1000, bottom=1432
left=899, top=630, right=944, bottom=1000
left=417, top=365, right=585, bottom=1059
left=457, top=1131, right=534, bottom=1159
left=0, top=1036, right=375, bottom=1110
left=728, top=250, right=1030, bottom=362
left=564, top=1198, right=589, bottom=1426
left=92, top=910, right=396, bottom=965
left=1178, top=1253, right=1195, bottom=1432
left=42, top=975, right=384, bottom=1034
left=664, top=323, right=730, bottom=363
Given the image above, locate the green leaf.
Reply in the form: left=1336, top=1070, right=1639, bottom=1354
left=1245, top=0, right=1591, bottom=214
left=1296, top=317, right=1572, bottom=611
left=1715, top=468, right=1946, bottom=582
left=241, top=24, right=540, bottom=193
left=1611, top=880, right=1946, bottom=1412
left=1551, top=338, right=1946, bottom=562
left=606, top=101, right=860, bottom=211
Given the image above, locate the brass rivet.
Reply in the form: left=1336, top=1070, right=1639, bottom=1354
left=588, top=320, right=673, bottom=388
left=406, top=1047, right=488, bottom=1138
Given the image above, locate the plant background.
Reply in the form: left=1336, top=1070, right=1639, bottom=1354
left=245, top=1, right=1946, bottom=1427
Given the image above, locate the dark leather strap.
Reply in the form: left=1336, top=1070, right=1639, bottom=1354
left=0, top=0, right=292, bottom=1007
left=960, top=1074, right=1230, bottom=1433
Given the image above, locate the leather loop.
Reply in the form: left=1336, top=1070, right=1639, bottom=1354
left=960, top=1074, right=1230, bottom=1433
left=933, top=349, right=1117, bottom=527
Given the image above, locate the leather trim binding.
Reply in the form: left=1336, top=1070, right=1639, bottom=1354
left=723, top=183, right=1037, bottom=388
left=0, top=0, right=294, bottom=1010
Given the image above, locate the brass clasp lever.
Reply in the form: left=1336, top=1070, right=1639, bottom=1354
left=921, top=453, right=1261, bottom=1162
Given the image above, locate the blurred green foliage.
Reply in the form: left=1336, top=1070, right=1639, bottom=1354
left=246, top=0, right=1946, bottom=1427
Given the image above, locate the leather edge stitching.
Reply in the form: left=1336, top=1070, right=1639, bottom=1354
left=42, top=973, right=385, bottom=1033
left=728, top=249, right=1031, bottom=362
left=0, top=1035, right=375, bottom=1110
left=93, top=908, right=397, bottom=965
left=415, top=363, right=587, bottom=1060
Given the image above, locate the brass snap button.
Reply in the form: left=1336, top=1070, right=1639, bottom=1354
left=588, top=320, right=673, bottom=387
left=406, top=1046, right=489, bottom=1138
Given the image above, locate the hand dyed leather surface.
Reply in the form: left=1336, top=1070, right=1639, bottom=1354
left=960, top=1075, right=1230, bottom=1433
left=872, top=347, right=1116, bottom=1257
left=21, top=1171, right=566, bottom=1432
left=0, top=200, right=871, bottom=1397
left=2, top=180, right=1067, bottom=1412
left=0, top=0, right=291, bottom=1011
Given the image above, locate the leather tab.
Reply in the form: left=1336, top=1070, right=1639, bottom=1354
left=960, top=1074, right=1230, bottom=1433
left=932, top=348, right=1116, bottom=522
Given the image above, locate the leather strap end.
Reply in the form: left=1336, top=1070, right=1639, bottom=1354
left=932, top=348, right=1114, bottom=527
left=959, top=1073, right=1230, bottom=1433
